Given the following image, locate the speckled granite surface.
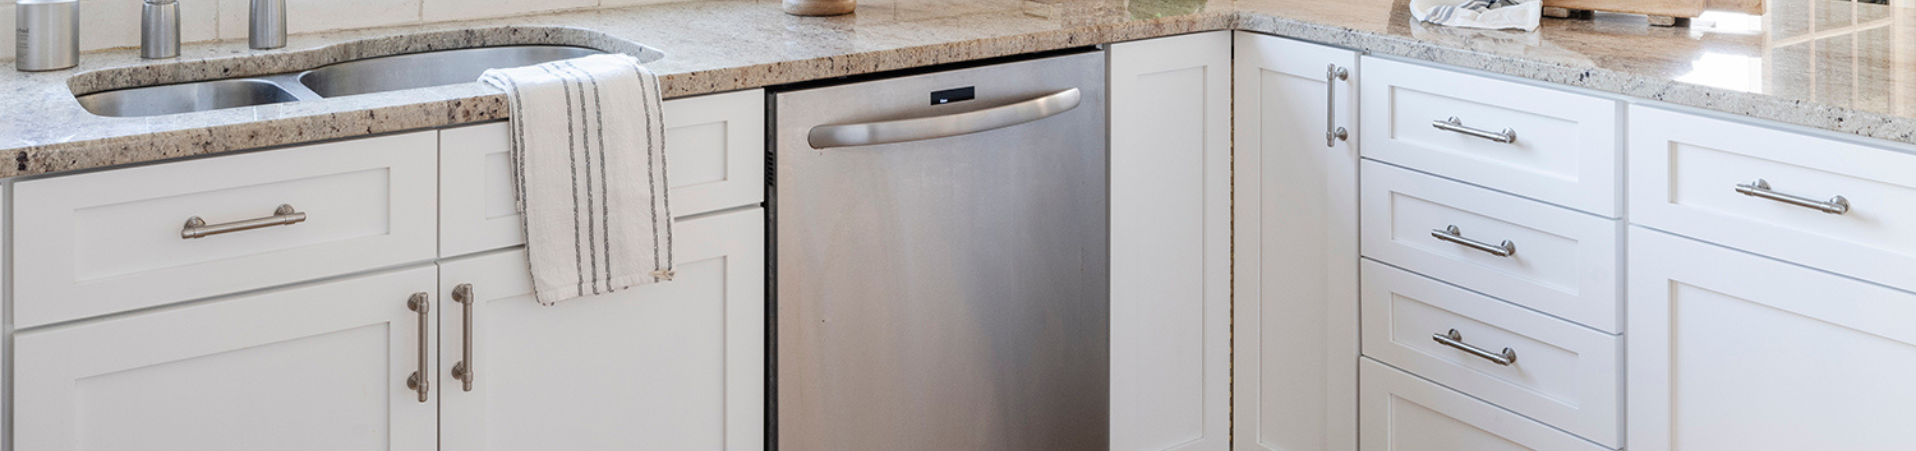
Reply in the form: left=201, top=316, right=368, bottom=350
left=0, top=0, right=1911, bottom=178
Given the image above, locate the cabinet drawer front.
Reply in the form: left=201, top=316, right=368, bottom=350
left=1628, top=228, right=1916, bottom=451
left=1629, top=106, right=1916, bottom=293
left=1360, top=359, right=1609, bottom=451
left=1361, top=261, right=1620, bottom=447
left=1360, top=57, right=1620, bottom=216
left=12, top=265, right=438, bottom=451
left=13, top=132, right=439, bottom=327
left=1361, top=160, right=1620, bottom=332
left=441, top=89, right=766, bottom=257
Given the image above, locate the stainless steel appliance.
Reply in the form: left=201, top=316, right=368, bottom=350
left=772, top=50, right=1108, bottom=451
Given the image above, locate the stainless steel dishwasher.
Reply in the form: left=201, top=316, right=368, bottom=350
left=772, top=50, right=1108, bottom=451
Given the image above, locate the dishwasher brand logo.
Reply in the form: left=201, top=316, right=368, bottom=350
left=931, top=86, right=976, bottom=105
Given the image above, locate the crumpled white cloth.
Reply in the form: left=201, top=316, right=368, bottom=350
left=1409, top=0, right=1543, bottom=31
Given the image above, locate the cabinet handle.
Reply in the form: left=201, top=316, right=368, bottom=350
left=1431, top=117, right=1517, bottom=144
left=450, top=283, right=475, bottom=392
left=1431, top=225, right=1516, bottom=257
left=181, top=203, right=307, bottom=239
left=1735, top=179, right=1850, bottom=215
left=405, top=292, right=431, bottom=403
left=1325, top=64, right=1349, bottom=147
left=1432, top=329, right=1517, bottom=366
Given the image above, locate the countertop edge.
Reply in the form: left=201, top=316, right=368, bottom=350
left=8, top=8, right=1915, bottom=179
left=1235, top=13, right=1916, bottom=150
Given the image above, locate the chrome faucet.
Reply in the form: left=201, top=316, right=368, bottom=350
left=249, top=0, right=286, bottom=49
left=140, top=0, right=179, bottom=59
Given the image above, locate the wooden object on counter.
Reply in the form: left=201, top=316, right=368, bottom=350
left=1541, top=0, right=1762, bottom=26
left=784, top=0, right=854, bottom=15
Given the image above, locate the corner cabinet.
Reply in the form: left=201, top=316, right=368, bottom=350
left=1108, top=31, right=1233, bottom=451
left=1231, top=32, right=1361, bottom=451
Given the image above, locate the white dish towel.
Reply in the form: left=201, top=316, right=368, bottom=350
left=1410, top=0, right=1544, bottom=31
left=480, top=53, right=675, bottom=305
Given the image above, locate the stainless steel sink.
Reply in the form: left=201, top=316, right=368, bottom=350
left=77, top=79, right=300, bottom=117
left=74, top=44, right=663, bottom=118
left=300, top=46, right=607, bottom=98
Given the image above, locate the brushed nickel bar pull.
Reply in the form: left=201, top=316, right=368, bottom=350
left=181, top=203, right=306, bottom=239
left=1431, top=225, right=1516, bottom=258
left=1735, top=179, right=1850, bottom=215
left=1325, top=64, right=1349, bottom=147
left=1432, top=329, right=1517, bottom=366
left=808, top=88, right=1081, bottom=149
left=450, top=283, right=475, bottom=392
left=1432, top=117, right=1517, bottom=144
left=405, top=292, right=431, bottom=403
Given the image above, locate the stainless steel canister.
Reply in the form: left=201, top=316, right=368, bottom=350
left=16, top=0, right=80, bottom=71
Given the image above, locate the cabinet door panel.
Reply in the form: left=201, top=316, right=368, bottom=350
left=13, top=266, right=438, bottom=451
left=1109, top=31, right=1233, bottom=451
left=1232, top=31, right=1360, bottom=451
left=439, top=208, right=765, bottom=451
left=1628, top=228, right=1916, bottom=451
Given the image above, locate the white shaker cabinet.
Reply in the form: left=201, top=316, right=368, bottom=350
left=437, top=207, right=766, bottom=451
left=1108, top=31, right=1233, bottom=451
left=1628, top=228, right=1916, bottom=451
left=12, top=265, right=440, bottom=451
left=1231, top=31, right=1361, bottom=451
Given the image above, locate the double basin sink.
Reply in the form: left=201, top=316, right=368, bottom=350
left=77, top=45, right=662, bottom=118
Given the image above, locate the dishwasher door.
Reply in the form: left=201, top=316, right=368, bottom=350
left=773, top=50, right=1108, bottom=451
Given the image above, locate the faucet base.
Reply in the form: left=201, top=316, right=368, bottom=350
left=142, top=1, right=182, bottom=59
left=250, top=0, right=289, bottom=50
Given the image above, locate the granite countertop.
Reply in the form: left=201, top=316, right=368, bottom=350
left=0, top=0, right=1910, bottom=178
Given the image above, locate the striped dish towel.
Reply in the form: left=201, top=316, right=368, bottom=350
left=1410, top=0, right=1543, bottom=31
left=480, top=53, right=675, bottom=305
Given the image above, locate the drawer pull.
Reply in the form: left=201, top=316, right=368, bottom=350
left=1433, top=329, right=1517, bottom=366
left=1431, top=225, right=1516, bottom=258
left=451, top=283, right=476, bottom=392
left=1432, top=117, right=1517, bottom=144
left=181, top=204, right=307, bottom=239
left=1735, top=179, right=1850, bottom=215
left=405, top=292, right=431, bottom=403
left=1325, top=64, right=1350, bottom=147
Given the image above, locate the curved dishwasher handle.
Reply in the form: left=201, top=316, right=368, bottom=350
left=808, top=88, right=1083, bottom=149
